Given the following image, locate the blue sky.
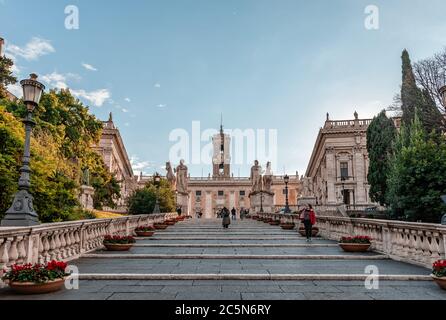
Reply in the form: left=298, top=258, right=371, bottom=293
left=1, top=0, right=446, bottom=177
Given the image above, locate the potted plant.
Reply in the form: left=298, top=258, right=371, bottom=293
left=280, top=222, right=295, bottom=230
left=298, top=226, right=319, bottom=237
left=103, top=235, right=135, bottom=251
left=431, top=260, right=446, bottom=290
left=338, top=236, right=371, bottom=252
left=135, top=225, right=155, bottom=237
left=1, top=260, right=69, bottom=294
left=165, top=219, right=176, bottom=226
left=154, top=222, right=168, bottom=229
left=269, top=219, right=280, bottom=226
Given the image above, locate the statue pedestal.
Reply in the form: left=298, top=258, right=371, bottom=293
left=297, top=196, right=317, bottom=207
left=79, top=185, right=95, bottom=210
left=250, top=191, right=274, bottom=214
left=177, top=192, right=189, bottom=216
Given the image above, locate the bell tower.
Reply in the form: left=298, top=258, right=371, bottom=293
left=212, top=115, right=231, bottom=179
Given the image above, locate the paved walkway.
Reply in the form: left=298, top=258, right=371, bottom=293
left=0, top=218, right=444, bottom=300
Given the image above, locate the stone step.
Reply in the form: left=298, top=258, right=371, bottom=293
left=94, top=246, right=368, bottom=256
left=83, top=253, right=388, bottom=260
left=144, top=237, right=304, bottom=240
left=131, top=243, right=338, bottom=247
left=73, top=257, right=430, bottom=275
left=77, top=273, right=432, bottom=281
left=152, top=232, right=299, bottom=236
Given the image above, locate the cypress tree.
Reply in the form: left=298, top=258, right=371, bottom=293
left=366, top=110, right=397, bottom=205
left=400, top=49, right=443, bottom=133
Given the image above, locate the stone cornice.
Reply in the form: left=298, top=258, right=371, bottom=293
left=100, top=122, right=134, bottom=178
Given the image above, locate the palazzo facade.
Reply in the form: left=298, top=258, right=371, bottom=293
left=303, top=112, right=400, bottom=208
left=93, top=113, right=137, bottom=210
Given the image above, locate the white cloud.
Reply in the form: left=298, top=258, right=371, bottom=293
left=154, top=83, right=161, bottom=88
left=6, top=37, right=55, bottom=61
left=157, top=104, right=166, bottom=108
left=81, top=63, right=97, bottom=71
left=121, top=108, right=129, bottom=113
left=124, top=97, right=131, bottom=102
left=41, top=72, right=81, bottom=90
left=71, top=89, right=111, bottom=107
left=130, top=156, right=152, bottom=175
left=6, top=83, right=22, bottom=98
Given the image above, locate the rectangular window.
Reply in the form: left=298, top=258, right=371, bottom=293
left=239, top=190, right=245, bottom=196
left=340, top=162, right=349, bottom=179
left=218, top=190, right=224, bottom=197
left=195, top=191, right=201, bottom=196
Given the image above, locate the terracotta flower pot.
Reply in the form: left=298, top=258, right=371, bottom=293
left=280, top=223, right=295, bottom=230
left=165, top=220, right=176, bottom=225
left=338, top=243, right=371, bottom=252
left=135, top=231, right=154, bottom=237
left=104, top=243, right=133, bottom=251
left=154, top=223, right=168, bottom=230
left=431, top=275, right=446, bottom=290
left=252, top=216, right=258, bottom=220
left=269, top=220, right=280, bottom=226
left=7, top=278, right=67, bottom=295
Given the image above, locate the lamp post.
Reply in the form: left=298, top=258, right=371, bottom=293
left=284, top=174, right=291, bottom=213
left=260, top=192, right=264, bottom=213
left=152, top=172, right=161, bottom=214
left=1, top=74, right=45, bottom=226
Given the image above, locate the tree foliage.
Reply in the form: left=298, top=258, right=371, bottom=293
left=127, top=179, right=175, bottom=215
left=414, top=47, right=446, bottom=114
left=0, top=88, right=121, bottom=222
left=386, top=115, right=446, bottom=222
left=366, top=110, right=397, bottom=205
left=0, top=54, right=17, bottom=99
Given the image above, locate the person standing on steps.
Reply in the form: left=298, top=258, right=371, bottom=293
left=222, top=207, right=231, bottom=229
left=231, top=207, right=237, bottom=221
left=300, top=204, right=316, bottom=242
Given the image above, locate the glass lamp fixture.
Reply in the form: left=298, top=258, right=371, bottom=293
left=21, top=73, right=45, bottom=112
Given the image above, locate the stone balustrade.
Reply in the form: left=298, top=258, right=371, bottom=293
left=0, top=212, right=177, bottom=272
left=257, top=212, right=446, bottom=268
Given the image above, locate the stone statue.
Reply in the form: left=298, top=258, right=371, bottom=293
left=302, top=177, right=310, bottom=197
left=165, top=161, right=176, bottom=187
left=250, top=160, right=262, bottom=193
left=175, top=159, right=188, bottom=194
left=263, top=162, right=273, bottom=193
left=81, top=168, right=90, bottom=186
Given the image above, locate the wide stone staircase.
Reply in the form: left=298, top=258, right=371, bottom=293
left=1, top=218, right=445, bottom=300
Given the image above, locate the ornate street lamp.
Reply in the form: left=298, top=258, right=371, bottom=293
left=2, top=74, right=45, bottom=226
left=152, top=172, right=161, bottom=214
left=284, top=174, right=291, bottom=213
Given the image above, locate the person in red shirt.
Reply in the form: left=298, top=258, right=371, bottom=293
left=300, top=204, right=316, bottom=242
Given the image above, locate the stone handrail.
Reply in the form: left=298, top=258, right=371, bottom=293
left=0, top=212, right=177, bottom=271
left=257, top=212, right=446, bottom=268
